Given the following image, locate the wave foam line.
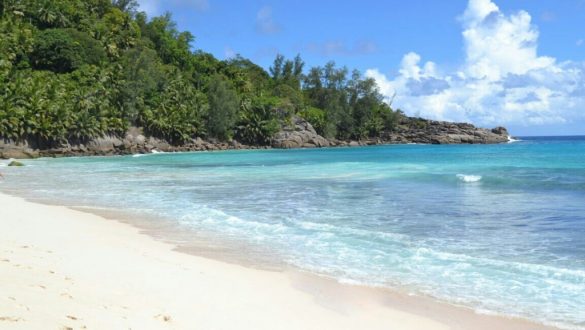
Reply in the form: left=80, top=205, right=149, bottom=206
left=456, top=174, right=482, bottom=183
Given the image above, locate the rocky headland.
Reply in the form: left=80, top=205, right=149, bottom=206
left=0, top=116, right=509, bottom=159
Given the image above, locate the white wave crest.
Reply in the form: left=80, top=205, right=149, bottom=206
left=456, top=174, right=482, bottom=183
left=132, top=150, right=164, bottom=158
left=507, top=136, right=521, bottom=143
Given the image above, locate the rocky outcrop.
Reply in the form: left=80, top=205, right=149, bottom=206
left=271, top=116, right=330, bottom=149
left=271, top=117, right=509, bottom=148
left=382, top=119, right=509, bottom=145
left=0, top=118, right=511, bottom=159
left=0, top=140, right=40, bottom=159
left=0, top=126, right=277, bottom=159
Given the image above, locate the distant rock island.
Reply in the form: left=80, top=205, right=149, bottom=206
left=0, top=116, right=509, bottom=159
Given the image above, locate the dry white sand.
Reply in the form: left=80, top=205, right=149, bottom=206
left=0, top=192, right=556, bottom=329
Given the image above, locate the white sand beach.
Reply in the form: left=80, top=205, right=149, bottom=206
left=0, top=192, right=556, bottom=330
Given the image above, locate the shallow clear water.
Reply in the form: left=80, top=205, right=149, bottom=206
left=1, top=137, right=585, bottom=329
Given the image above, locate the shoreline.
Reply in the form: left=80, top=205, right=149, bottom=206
left=0, top=118, right=510, bottom=160
left=0, top=191, right=559, bottom=329
left=0, top=140, right=499, bottom=160
left=0, top=138, right=511, bottom=162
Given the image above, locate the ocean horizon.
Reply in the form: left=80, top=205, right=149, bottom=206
left=2, top=136, right=585, bottom=329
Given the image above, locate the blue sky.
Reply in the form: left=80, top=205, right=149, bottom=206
left=137, top=0, right=585, bottom=136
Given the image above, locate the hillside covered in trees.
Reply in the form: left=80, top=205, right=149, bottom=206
left=0, top=0, right=511, bottom=160
left=0, top=0, right=408, bottom=149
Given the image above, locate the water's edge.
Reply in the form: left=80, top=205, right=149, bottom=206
left=0, top=189, right=558, bottom=330
left=2, top=140, right=584, bottom=329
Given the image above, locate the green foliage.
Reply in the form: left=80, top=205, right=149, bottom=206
left=94, top=8, right=140, bottom=58
left=31, top=28, right=105, bottom=73
left=118, top=44, right=164, bottom=123
left=301, top=61, right=402, bottom=139
left=2, top=0, right=111, bottom=29
left=141, top=71, right=205, bottom=144
left=220, top=55, right=271, bottom=99
left=0, top=70, right=68, bottom=145
left=269, top=54, right=284, bottom=81
left=142, top=13, right=193, bottom=69
left=0, top=65, right=129, bottom=146
left=0, top=0, right=404, bottom=151
left=411, top=117, right=430, bottom=129
left=270, top=53, right=304, bottom=90
left=300, top=107, right=326, bottom=136
left=0, top=18, right=35, bottom=72
left=380, top=105, right=404, bottom=132
left=236, top=102, right=279, bottom=145
left=206, top=75, right=239, bottom=141
left=191, top=50, right=220, bottom=89
left=273, top=84, right=303, bottom=114
left=112, top=0, right=139, bottom=14
left=67, top=65, right=128, bottom=139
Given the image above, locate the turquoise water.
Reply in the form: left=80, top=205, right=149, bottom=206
left=1, top=137, right=585, bottom=329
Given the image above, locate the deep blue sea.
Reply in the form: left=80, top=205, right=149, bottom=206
left=1, top=136, right=585, bottom=329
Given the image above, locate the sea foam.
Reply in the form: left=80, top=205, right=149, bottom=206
left=508, top=136, right=521, bottom=143
left=4, top=140, right=585, bottom=329
left=456, top=174, right=482, bottom=182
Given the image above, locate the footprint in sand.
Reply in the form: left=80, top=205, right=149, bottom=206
left=66, top=315, right=78, bottom=321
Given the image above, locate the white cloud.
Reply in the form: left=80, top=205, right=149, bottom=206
left=578, top=39, right=584, bottom=47
left=256, top=6, right=281, bottom=34
left=136, top=0, right=209, bottom=16
left=366, top=0, right=585, bottom=129
left=461, top=0, right=498, bottom=24
left=461, top=0, right=554, bottom=81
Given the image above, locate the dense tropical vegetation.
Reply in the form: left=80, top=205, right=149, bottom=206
left=0, top=0, right=404, bottom=148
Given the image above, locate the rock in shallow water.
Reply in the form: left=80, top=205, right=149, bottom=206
left=8, top=160, right=24, bottom=166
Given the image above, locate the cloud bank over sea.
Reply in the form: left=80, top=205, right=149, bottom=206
left=367, top=0, right=585, bottom=129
